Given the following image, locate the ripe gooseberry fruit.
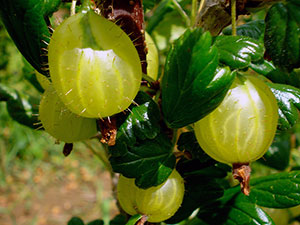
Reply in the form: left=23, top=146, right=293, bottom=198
left=145, top=32, right=159, bottom=80
left=39, top=85, right=97, bottom=143
left=117, top=170, right=185, bottom=223
left=48, top=7, right=142, bottom=119
left=194, top=74, right=278, bottom=195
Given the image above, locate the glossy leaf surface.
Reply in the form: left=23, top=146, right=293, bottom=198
left=125, top=215, right=143, bottom=225
left=109, top=133, right=175, bottom=189
left=198, top=188, right=274, bottom=225
left=265, top=3, right=300, bottom=71
left=116, top=91, right=160, bottom=146
left=250, top=60, right=276, bottom=76
left=214, top=35, right=264, bottom=69
left=267, top=82, right=300, bottom=130
left=223, top=20, right=265, bottom=41
left=0, top=0, right=61, bottom=75
left=162, top=29, right=235, bottom=128
left=249, top=171, right=300, bottom=208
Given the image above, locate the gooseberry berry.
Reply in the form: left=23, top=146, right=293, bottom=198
left=117, top=170, right=185, bottom=223
left=145, top=32, right=159, bottom=80
left=39, top=85, right=97, bottom=143
left=194, top=74, right=278, bottom=194
left=48, top=8, right=142, bottom=119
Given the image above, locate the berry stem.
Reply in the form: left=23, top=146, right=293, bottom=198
left=190, top=0, right=198, bottom=27
left=194, top=0, right=205, bottom=27
left=171, top=0, right=190, bottom=27
left=231, top=0, right=237, bottom=36
left=232, top=163, right=251, bottom=196
left=71, top=0, right=77, bottom=16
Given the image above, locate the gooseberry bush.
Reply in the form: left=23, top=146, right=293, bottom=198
left=1, top=0, right=300, bottom=224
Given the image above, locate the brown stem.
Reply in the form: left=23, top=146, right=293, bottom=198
left=136, top=215, right=148, bottom=225
left=97, top=117, right=117, bottom=146
left=232, top=163, right=251, bottom=196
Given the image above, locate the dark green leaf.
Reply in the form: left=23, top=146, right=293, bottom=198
left=198, top=189, right=274, bottom=225
left=249, top=171, right=300, bottom=208
left=266, top=68, right=300, bottom=88
left=116, top=91, right=160, bottom=147
left=67, top=217, right=84, bottom=225
left=265, top=3, right=300, bottom=71
left=126, top=214, right=143, bottom=225
left=259, top=132, right=291, bottom=170
left=267, top=82, right=300, bottom=130
left=109, top=133, right=176, bottom=189
left=214, top=35, right=264, bottom=69
left=223, top=20, right=265, bottom=41
left=87, top=220, right=104, bottom=225
left=109, top=214, right=127, bottom=225
left=166, top=176, right=224, bottom=224
left=0, top=83, right=40, bottom=129
left=22, top=58, right=44, bottom=93
left=162, top=29, right=235, bottom=128
left=224, top=195, right=274, bottom=225
left=0, top=0, right=61, bottom=75
left=249, top=60, right=275, bottom=76
left=177, top=132, right=212, bottom=163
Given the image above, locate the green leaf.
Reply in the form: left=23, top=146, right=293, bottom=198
left=67, top=217, right=84, bottom=225
left=198, top=190, right=274, bottom=225
left=249, top=171, right=300, bottom=208
left=116, top=91, right=160, bottom=147
left=214, top=35, right=264, bottom=69
left=109, top=215, right=127, bottom=225
left=22, top=58, right=44, bottom=93
left=259, top=132, right=291, bottom=170
left=265, top=3, right=300, bottom=71
left=126, top=214, right=143, bottom=225
left=267, top=82, right=300, bottom=130
left=87, top=220, right=104, bottom=225
left=177, top=132, right=212, bottom=163
left=266, top=68, right=300, bottom=88
left=223, top=20, right=265, bottom=41
left=0, top=0, right=61, bottom=75
left=109, top=133, right=176, bottom=189
left=166, top=176, right=224, bottom=224
left=0, top=83, right=40, bottom=129
left=162, top=29, right=235, bottom=128
left=287, top=0, right=300, bottom=26
left=224, top=195, right=274, bottom=225
left=249, top=60, right=276, bottom=76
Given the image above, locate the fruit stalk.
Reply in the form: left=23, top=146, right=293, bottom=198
left=232, top=163, right=251, bottom=196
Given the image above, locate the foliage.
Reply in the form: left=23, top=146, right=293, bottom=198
left=1, top=0, right=300, bottom=225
